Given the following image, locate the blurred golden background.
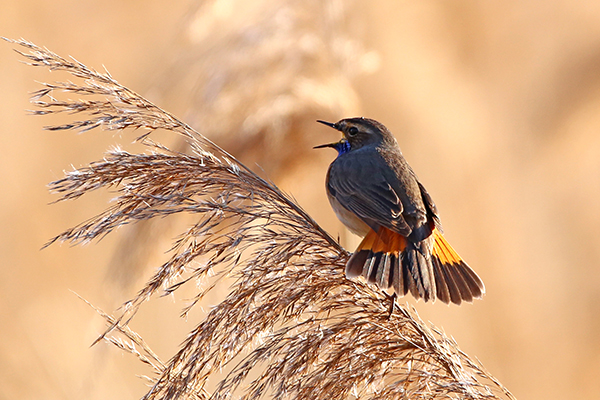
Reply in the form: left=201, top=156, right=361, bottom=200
left=2, top=1, right=600, bottom=399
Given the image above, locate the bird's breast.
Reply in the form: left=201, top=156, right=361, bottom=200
left=326, top=190, right=371, bottom=237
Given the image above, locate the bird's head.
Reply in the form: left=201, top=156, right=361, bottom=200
left=314, top=117, right=395, bottom=155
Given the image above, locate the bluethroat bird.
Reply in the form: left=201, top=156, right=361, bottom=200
left=315, top=117, right=484, bottom=305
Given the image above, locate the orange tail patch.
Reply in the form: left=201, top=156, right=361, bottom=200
left=356, top=227, right=406, bottom=254
left=345, top=227, right=406, bottom=292
left=345, top=227, right=485, bottom=305
left=431, top=228, right=463, bottom=265
left=429, top=228, right=485, bottom=304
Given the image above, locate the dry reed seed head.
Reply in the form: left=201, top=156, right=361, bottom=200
left=7, top=37, right=515, bottom=400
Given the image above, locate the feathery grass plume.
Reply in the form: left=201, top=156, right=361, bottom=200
left=108, top=0, right=371, bottom=292
left=8, top=38, right=515, bottom=400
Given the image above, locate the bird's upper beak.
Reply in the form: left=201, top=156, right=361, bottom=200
left=314, top=120, right=341, bottom=149
left=316, top=120, right=338, bottom=130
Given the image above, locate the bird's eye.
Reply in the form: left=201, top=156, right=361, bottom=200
left=348, top=126, right=359, bottom=136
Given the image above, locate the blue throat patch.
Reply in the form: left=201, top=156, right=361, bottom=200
left=335, top=140, right=351, bottom=157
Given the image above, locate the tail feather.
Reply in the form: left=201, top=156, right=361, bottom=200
left=346, top=250, right=368, bottom=278
left=436, top=257, right=464, bottom=304
left=431, top=256, right=451, bottom=304
left=391, top=253, right=406, bottom=296
left=345, top=227, right=485, bottom=305
left=448, top=263, right=474, bottom=303
left=431, top=228, right=485, bottom=303
left=364, top=252, right=381, bottom=283
left=374, top=252, right=392, bottom=289
left=404, top=243, right=434, bottom=301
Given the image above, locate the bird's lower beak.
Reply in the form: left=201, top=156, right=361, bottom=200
left=313, top=142, right=337, bottom=150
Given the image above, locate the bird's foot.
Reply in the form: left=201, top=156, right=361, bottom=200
left=384, top=292, right=397, bottom=319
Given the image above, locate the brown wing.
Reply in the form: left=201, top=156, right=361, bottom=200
left=327, top=151, right=412, bottom=236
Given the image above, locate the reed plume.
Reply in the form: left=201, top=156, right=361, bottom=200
left=105, top=0, right=369, bottom=292
left=7, top=38, right=515, bottom=400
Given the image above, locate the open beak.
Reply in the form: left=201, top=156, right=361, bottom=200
left=314, top=120, right=340, bottom=149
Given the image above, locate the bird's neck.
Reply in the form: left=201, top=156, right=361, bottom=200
left=335, top=140, right=351, bottom=157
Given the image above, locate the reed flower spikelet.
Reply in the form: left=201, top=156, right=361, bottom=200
left=7, top=38, right=515, bottom=400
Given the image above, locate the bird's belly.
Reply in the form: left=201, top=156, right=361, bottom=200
left=327, top=193, right=371, bottom=237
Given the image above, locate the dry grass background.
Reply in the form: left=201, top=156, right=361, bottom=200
left=1, top=1, right=600, bottom=399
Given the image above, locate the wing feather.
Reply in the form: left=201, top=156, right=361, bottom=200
left=328, top=152, right=412, bottom=235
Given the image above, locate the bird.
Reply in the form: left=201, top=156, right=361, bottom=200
left=314, top=117, right=484, bottom=305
